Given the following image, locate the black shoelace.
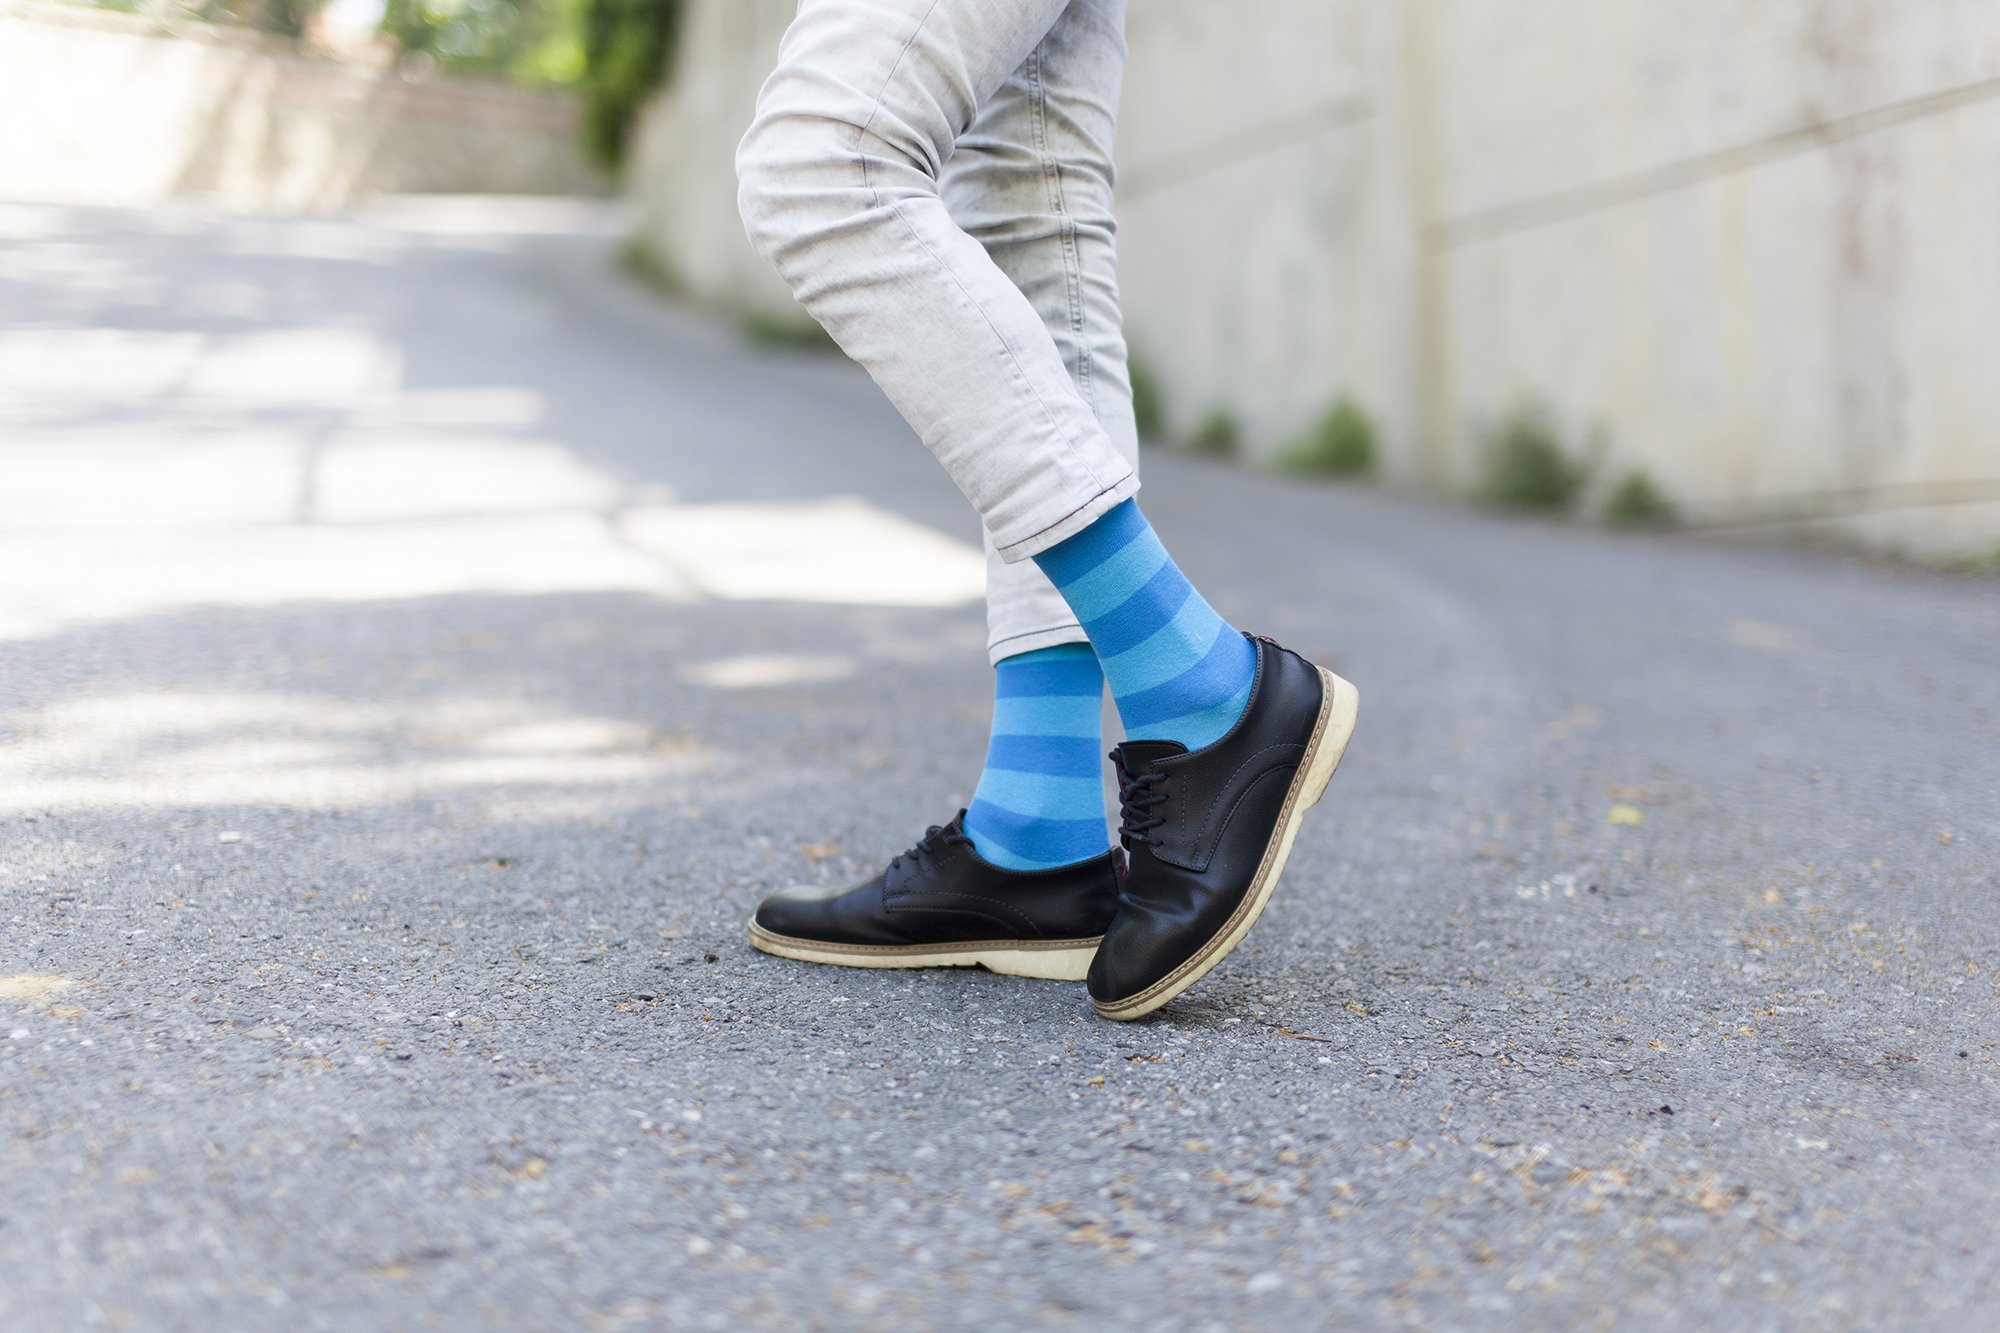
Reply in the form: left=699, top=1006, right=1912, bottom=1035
left=888, top=821, right=973, bottom=875
left=1114, top=754, right=1169, bottom=850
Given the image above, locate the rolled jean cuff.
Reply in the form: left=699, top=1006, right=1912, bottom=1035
left=990, top=467, right=1140, bottom=564
left=986, top=620, right=1091, bottom=667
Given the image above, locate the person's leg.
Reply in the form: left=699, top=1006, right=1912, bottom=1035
left=961, top=643, right=1106, bottom=870
left=741, top=0, right=1129, bottom=973
left=941, top=0, right=1135, bottom=869
left=736, top=0, right=1137, bottom=562
left=739, top=0, right=1249, bottom=758
left=737, top=0, right=1360, bottom=1010
left=942, top=0, right=1139, bottom=667
left=1032, top=496, right=1256, bottom=749
left=927, top=9, right=1350, bottom=1016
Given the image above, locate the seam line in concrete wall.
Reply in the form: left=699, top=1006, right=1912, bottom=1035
left=1115, top=95, right=1371, bottom=204
left=1429, top=73, right=2000, bottom=251
left=1680, top=478, right=2000, bottom=529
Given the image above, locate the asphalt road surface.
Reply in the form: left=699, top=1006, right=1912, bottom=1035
left=2, top=199, right=1997, bottom=1331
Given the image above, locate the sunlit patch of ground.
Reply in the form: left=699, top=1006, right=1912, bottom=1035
left=678, top=654, right=857, bottom=690
left=0, top=322, right=984, bottom=644
left=0, top=689, right=714, bottom=813
left=0, top=282, right=983, bottom=819
left=0, top=974, right=77, bottom=1003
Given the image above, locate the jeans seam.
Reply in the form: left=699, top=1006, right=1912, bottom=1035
left=989, top=623, right=1087, bottom=652
left=851, top=0, right=946, bottom=166
left=1028, top=37, right=1095, bottom=416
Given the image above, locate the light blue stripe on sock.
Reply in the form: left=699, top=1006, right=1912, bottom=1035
left=991, top=693, right=1104, bottom=736
left=969, top=769, right=1105, bottom=814
left=983, top=733, right=1107, bottom=780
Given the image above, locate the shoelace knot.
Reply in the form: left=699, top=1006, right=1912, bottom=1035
left=888, top=821, right=973, bottom=875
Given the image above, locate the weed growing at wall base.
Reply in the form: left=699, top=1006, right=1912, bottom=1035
left=617, top=234, right=686, bottom=299
left=1190, top=409, right=1241, bottom=458
left=741, top=310, right=839, bottom=351
left=1279, top=395, right=1376, bottom=477
left=1945, top=544, right=2000, bottom=573
left=617, top=237, right=834, bottom=351
left=1603, top=470, right=1678, bottom=528
left=1128, top=354, right=1166, bottom=442
left=1480, top=402, right=1585, bottom=512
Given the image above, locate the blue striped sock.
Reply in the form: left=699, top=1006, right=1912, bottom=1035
left=962, top=643, right=1110, bottom=871
left=1032, top=499, right=1256, bottom=752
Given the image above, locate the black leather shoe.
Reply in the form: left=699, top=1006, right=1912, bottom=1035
left=1089, top=636, right=1359, bottom=1019
left=748, top=814, right=1119, bottom=980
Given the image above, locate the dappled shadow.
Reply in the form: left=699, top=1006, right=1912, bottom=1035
left=2, top=585, right=993, bottom=897
left=6, top=203, right=2000, bottom=1330
left=0, top=199, right=980, bottom=527
left=0, top=198, right=1089, bottom=1020
left=0, top=202, right=991, bottom=650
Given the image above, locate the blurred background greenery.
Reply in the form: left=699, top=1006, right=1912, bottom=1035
left=79, top=0, right=681, bottom=168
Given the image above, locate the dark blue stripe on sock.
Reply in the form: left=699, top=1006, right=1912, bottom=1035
left=964, top=801, right=1108, bottom=862
left=993, top=654, right=1103, bottom=699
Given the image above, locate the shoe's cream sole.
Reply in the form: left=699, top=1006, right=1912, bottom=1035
left=746, top=920, right=1100, bottom=981
left=1094, top=667, right=1360, bottom=1022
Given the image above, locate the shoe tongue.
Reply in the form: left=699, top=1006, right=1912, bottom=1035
left=1116, top=739, right=1187, bottom=771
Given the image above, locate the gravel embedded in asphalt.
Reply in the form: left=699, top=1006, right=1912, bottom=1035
left=1, top=200, right=1997, bottom=1330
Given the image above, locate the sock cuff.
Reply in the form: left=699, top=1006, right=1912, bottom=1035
left=994, top=643, right=1105, bottom=699
left=1032, top=497, right=1149, bottom=585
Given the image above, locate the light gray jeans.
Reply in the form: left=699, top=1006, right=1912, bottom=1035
left=736, top=0, right=1140, bottom=664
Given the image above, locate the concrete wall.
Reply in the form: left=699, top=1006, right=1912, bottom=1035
left=1417, top=0, right=2000, bottom=552
left=626, top=0, right=801, bottom=323
left=0, top=3, right=603, bottom=211
left=627, top=0, right=2000, bottom=555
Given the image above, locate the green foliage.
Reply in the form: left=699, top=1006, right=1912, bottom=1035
left=381, top=0, right=586, bottom=83
left=1127, top=354, right=1166, bottom=442
left=580, top=0, right=685, bottom=170
left=741, top=310, right=839, bottom=352
left=1602, top=469, right=1678, bottom=528
left=620, top=234, right=834, bottom=350
left=1479, top=402, right=1585, bottom=512
left=1944, top=544, right=2000, bottom=574
left=1189, top=409, right=1241, bottom=458
left=105, top=0, right=327, bottom=37
left=617, top=234, right=686, bottom=298
left=253, top=0, right=324, bottom=38
left=1279, top=394, right=1376, bottom=477
left=374, top=0, right=683, bottom=166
